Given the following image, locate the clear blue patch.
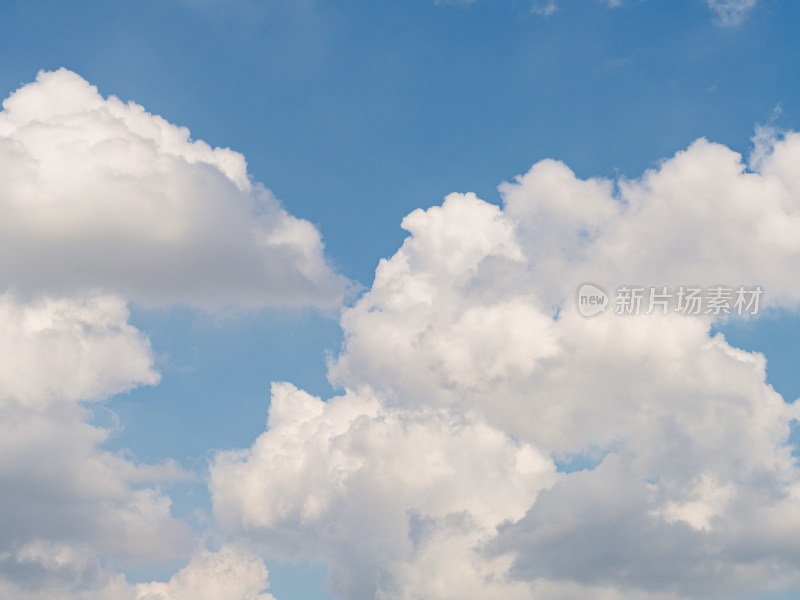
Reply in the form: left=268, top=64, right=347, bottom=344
left=554, top=450, right=608, bottom=473
left=266, top=561, right=337, bottom=600
left=95, top=305, right=342, bottom=464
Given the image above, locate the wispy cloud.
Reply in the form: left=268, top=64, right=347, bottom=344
left=531, top=0, right=559, bottom=16
left=707, top=0, right=759, bottom=27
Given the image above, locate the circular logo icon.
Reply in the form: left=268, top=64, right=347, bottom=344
left=576, top=283, right=609, bottom=318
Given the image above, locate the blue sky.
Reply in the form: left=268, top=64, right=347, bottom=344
left=4, top=0, right=798, bottom=284
left=2, top=1, right=800, bottom=599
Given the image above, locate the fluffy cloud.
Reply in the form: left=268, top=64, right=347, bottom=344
left=0, top=69, right=347, bottom=310
left=3, top=63, right=797, bottom=600
left=0, top=542, right=137, bottom=600
left=0, top=294, right=158, bottom=406
left=0, top=70, right=301, bottom=598
left=0, top=294, right=192, bottom=565
left=211, top=383, right=556, bottom=600
left=0, top=292, right=281, bottom=598
left=211, top=130, right=800, bottom=598
left=136, top=545, right=275, bottom=600
left=0, top=543, right=274, bottom=600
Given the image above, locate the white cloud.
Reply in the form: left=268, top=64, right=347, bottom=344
left=136, top=545, right=275, bottom=600
left=707, top=0, right=759, bottom=27
left=0, top=294, right=192, bottom=572
left=0, top=292, right=282, bottom=599
left=0, top=543, right=275, bottom=600
left=0, top=69, right=347, bottom=310
left=1, top=59, right=796, bottom=600
left=0, top=69, right=315, bottom=597
left=211, top=131, right=800, bottom=598
left=0, top=542, right=137, bottom=600
left=210, top=382, right=556, bottom=600
left=0, top=294, right=158, bottom=406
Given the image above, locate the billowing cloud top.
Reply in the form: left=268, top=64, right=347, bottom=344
left=0, top=69, right=348, bottom=309
left=211, top=131, right=800, bottom=600
left=4, top=67, right=800, bottom=600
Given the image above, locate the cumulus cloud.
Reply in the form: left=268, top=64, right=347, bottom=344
left=2, top=61, right=796, bottom=600
left=0, top=542, right=138, bottom=600
left=0, top=69, right=347, bottom=310
left=0, top=543, right=274, bottom=600
left=210, top=131, right=800, bottom=598
left=0, top=294, right=158, bottom=406
left=0, top=294, right=192, bottom=565
left=0, top=69, right=312, bottom=598
left=211, top=382, right=556, bottom=600
left=136, top=545, right=275, bottom=600
left=0, top=292, right=282, bottom=598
